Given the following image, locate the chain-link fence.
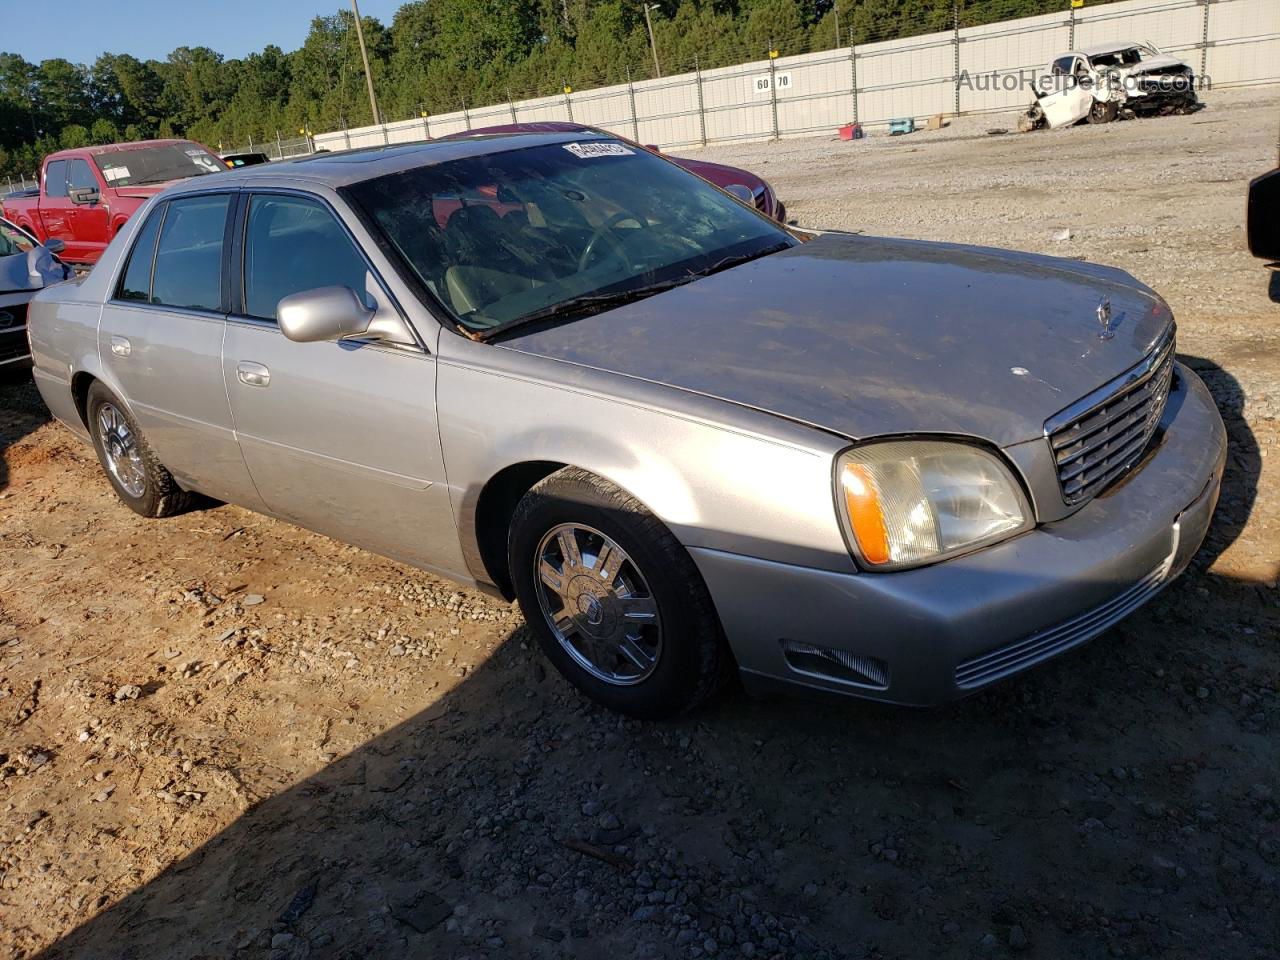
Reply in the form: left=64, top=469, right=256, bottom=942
left=3, top=173, right=39, bottom=197
left=220, top=133, right=315, bottom=162
left=296, top=0, right=1275, bottom=155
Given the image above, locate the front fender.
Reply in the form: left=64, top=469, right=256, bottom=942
left=436, top=336, right=856, bottom=589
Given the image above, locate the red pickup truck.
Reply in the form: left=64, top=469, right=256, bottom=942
left=1, top=139, right=226, bottom=265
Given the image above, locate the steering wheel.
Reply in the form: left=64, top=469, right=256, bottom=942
left=578, top=212, right=648, bottom=271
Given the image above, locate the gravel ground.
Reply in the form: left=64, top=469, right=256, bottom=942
left=2, top=86, right=1278, bottom=960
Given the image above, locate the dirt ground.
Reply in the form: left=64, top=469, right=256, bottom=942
left=2, top=87, right=1278, bottom=960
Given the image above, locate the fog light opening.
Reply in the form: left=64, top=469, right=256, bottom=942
left=780, top=640, right=890, bottom=690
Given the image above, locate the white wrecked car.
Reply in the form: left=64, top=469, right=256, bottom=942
left=1019, top=42, right=1198, bottom=131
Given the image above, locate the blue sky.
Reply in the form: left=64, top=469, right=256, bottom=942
left=4, top=0, right=407, bottom=65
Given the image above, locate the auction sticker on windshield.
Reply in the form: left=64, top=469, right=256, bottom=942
left=563, top=142, right=634, bottom=159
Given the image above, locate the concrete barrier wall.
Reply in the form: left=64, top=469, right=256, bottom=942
left=312, top=0, right=1278, bottom=154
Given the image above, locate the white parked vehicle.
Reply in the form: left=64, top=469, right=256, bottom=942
left=1020, top=42, right=1198, bottom=130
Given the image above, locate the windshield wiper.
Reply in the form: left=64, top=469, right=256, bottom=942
left=692, top=240, right=792, bottom=279
left=477, top=276, right=696, bottom=339
left=131, top=170, right=208, bottom=186
left=474, top=240, right=792, bottom=340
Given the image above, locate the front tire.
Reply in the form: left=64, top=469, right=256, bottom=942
left=1088, top=99, right=1119, bottom=124
left=509, top=467, right=727, bottom=718
left=86, top=381, right=192, bottom=518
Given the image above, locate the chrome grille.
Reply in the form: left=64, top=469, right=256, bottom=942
left=1045, top=327, right=1175, bottom=505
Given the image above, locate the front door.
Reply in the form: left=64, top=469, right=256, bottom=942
left=221, top=191, right=461, bottom=574
left=65, top=158, right=111, bottom=262
left=98, top=192, right=262, bottom=508
left=38, top=159, right=76, bottom=256
left=1038, top=57, right=1095, bottom=128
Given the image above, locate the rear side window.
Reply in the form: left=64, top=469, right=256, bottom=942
left=242, top=194, right=370, bottom=321
left=45, top=160, right=68, bottom=198
left=67, top=159, right=97, bottom=191
left=150, top=194, right=231, bottom=312
left=116, top=205, right=165, bottom=302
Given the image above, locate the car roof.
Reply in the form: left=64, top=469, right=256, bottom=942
left=162, top=132, right=609, bottom=194
left=1076, top=41, right=1143, bottom=57
left=45, top=139, right=206, bottom=162
left=444, top=121, right=593, bottom=139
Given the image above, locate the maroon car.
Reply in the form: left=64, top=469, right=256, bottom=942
left=444, top=122, right=786, bottom=223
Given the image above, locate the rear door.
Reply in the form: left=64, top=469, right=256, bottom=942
left=39, top=159, right=76, bottom=255
left=98, top=192, right=263, bottom=508
left=65, top=158, right=111, bottom=262
left=221, top=190, right=460, bottom=573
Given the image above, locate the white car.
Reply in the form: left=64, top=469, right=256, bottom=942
left=1021, top=42, right=1198, bottom=130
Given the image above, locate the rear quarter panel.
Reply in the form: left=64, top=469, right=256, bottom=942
left=28, top=286, right=101, bottom=442
left=1, top=196, right=46, bottom=241
left=27, top=196, right=154, bottom=442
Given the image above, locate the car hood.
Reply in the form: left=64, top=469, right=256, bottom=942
left=500, top=233, right=1173, bottom=447
left=670, top=155, right=762, bottom=192
left=112, top=184, right=175, bottom=200
left=1124, top=55, right=1190, bottom=75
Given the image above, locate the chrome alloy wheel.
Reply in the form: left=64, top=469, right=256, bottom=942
left=97, top=402, right=146, bottom=498
left=534, top=523, right=662, bottom=685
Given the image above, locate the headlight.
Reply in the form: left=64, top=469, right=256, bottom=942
left=836, top=440, right=1032, bottom=571
left=752, top=181, right=773, bottom=213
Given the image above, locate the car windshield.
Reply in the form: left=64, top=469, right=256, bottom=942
left=343, top=139, right=792, bottom=336
left=93, top=144, right=226, bottom=187
left=1090, top=47, right=1145, bottom=68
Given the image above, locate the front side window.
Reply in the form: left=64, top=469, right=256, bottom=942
left=0, top=219, right=36, bottom=256
left=67, top=158, right=98, bottom=192
left=243, top=194, right=371, bottom=321
left=94, top=143, right=226, bottom=188
left=44, top=160, right=68, bottom=198
left=344, top=139, right=790, bottom=336
left=150, top=194, right=230, bottom=312
left=116, top=205, right=165, bottom=302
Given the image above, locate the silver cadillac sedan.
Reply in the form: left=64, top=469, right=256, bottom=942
left=28, top=132, right=1226, bottom=718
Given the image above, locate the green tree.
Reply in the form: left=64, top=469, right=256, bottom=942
left=59, top=123, right=91, bottom=148
left=90, top=117, right=119, bottom=144
left=36, top=59, right=92, bottom=131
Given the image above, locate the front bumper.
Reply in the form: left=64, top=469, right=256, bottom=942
left=691, top=363, right=1226, bottom=706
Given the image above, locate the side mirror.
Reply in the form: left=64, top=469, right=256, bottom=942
left=69, top=186, right=100, bottom=205
left=278, top=286, right=374, bottom=343
left=42, top=237, right=65, bottom=254
left=724, top=183, right=754, bottom=204
left=1247, top=168, right=1280, bottom=262
left=277, top=285, right=416, bottom=345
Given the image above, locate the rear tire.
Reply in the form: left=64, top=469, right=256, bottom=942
left=509, top=467, right=728, bottom=718
left=86, top=381, right=192, bottom=518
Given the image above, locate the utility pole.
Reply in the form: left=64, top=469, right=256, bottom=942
left=643, top=3, right=662, bottom=78
left=351, top=0, right=382, bottom=125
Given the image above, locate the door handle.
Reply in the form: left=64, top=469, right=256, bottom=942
left=109, top=335, right=130, bottom=358
left=236, top=361, right=271, bottom=388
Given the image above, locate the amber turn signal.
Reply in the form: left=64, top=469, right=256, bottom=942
left=840, top=463, right=891, bottom=566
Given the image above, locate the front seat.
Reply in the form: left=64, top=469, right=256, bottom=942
left=443, top=204, right=542, bottom=318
